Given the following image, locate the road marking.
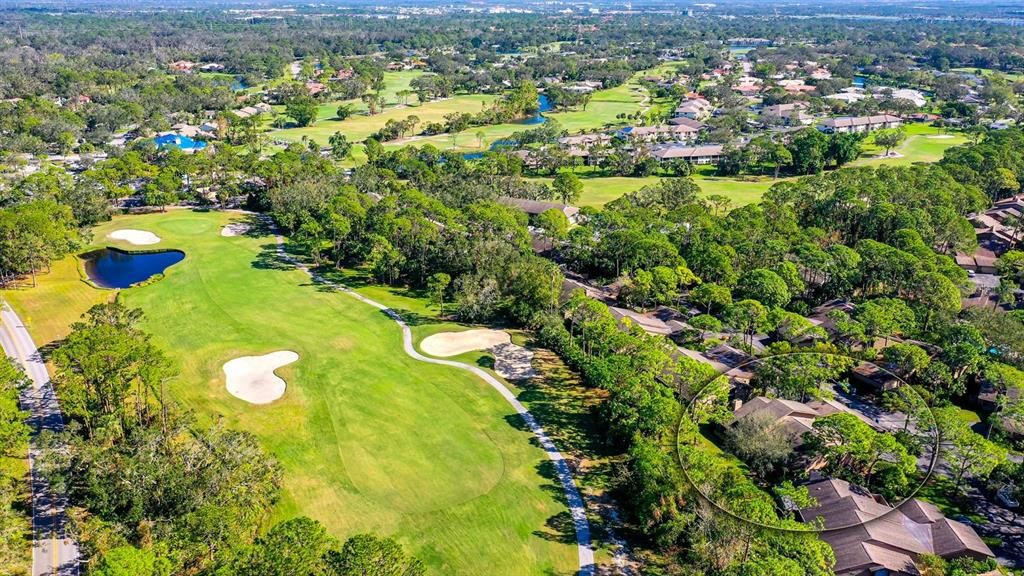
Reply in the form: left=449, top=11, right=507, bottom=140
left=2, top=310, right=75, bottom=576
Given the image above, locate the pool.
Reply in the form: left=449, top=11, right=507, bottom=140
left=154, top=133, right=208, bottom=152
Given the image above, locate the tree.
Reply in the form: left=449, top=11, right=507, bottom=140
left=690, top=314, right=722, bottom=340
left=754, top=353, right=852, bottom=403
left=856, top=298, right=915, bottom=346
left=945, top=426, right=1006, bottom=493
left=362, top=93, right=385, bottom=116
left=286, top=96, right=319, bottom=127
left=93, top=546, right=170, bottom=576
left=724, top=299, right=768, bottom=349
left=736, top=268, right=791, bottom=309
left=725, top=411, right=797, bottom=481
left=873, top=127, right=906, bottom=157
left=690, top=282, right=732, bottom=313
left=326, top=533, right=425, bottom=576
left=535, top=208, right=569, bottom=249
left=0, top=358, right=29, bottom=457
left=882, top=343, right=931, bottom=379
left=427, top=272, right=451, bottom=315
left=234, top=517, right=336, bottom=576
left=912, top=272, right=962, bottom=331
left=335, top=103, right=357, bottom=120
left=328, top=132, right=352, bottom=160
left=552, top=170, right=583, bottom=205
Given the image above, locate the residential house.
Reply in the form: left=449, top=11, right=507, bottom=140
left=667, top=117, right=704, bottom=129
left=730, top=396, right=855, bottom=444
left=618, top=123, right=700, bottom=143
left=876, top=88, right=927, bottom=108
left=760, top=102, right=813, bottom=126
left=850, top=362, right=901, bottom=392
left=650, top=144, right=724, bottom=164
left=798, top=478, right=994, bottom=576
left=497, top=197, right=581, bottom=224
left=826, top=92, right=867, bottom=105
left=169, top=60, right=196, bottom=73
left=819, top=115, right=903, bottom=134
left=674, top=98, right=714, bottom=120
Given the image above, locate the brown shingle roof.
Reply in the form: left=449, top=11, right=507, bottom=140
left=799, top=478, right=993, bottom=575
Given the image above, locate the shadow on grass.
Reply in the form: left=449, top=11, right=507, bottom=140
left=532, top=510, right=578, bottom=546
left=251, top=242, right=294, bottom=272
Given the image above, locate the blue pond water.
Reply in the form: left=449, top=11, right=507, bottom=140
left=83, top=248, right=185, bottom=289
left=463, top=95, right=552, bottom=160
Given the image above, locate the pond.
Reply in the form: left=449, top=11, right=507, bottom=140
left=462, top=95, right=552, bottom=160
left=82, top=248, right=185, bottom=289
left=518, top=93, right=554, bottom=126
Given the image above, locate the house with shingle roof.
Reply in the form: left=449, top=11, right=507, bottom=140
left=819, top=115, right=902, bottom=134
left=799, top=478, right=993, bottom=576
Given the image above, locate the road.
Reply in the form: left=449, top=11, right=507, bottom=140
left=0, top=305, right=80, bottom=576
left=272, top=234, right=597, bottom=575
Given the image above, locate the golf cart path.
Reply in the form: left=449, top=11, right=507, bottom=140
left=0, top=304, right=81, bottom=576
left=271, top=234, right=595, bottom=575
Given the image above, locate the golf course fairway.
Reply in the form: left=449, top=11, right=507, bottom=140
left=68, top=210, right=577, bottom=575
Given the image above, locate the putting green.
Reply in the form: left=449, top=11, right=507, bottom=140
left=29, top=211, right=576, bottom=575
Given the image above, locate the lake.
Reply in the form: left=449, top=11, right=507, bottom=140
left=83, top=248, right=185, bottom=289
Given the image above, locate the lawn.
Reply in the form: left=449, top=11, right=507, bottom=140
left=527, top=166, right=783, bottom=209
left=853, top=123, right=967, bottom=167
left=271, top=94, right=496, bottom=144
left=950, top=67, right=1024, bottom=83
left=0, top=255, right=113, bottom=348
left=6, top=211, right=578, bottom=575
left=377, top=68, right=656, bottom=155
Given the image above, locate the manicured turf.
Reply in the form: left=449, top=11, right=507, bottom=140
left=853, top=124, right=967, bottom=167
left=0, top=256, right=113, bottom=348
left=271, top=94, right=496, bottom=144
left=949, top=67, right=1024, bottom=82
left=8, top=211, right=577, bottom=575
left=528, top=167, right=782, bottom=209
left=379, top=68, right=656, bottom=154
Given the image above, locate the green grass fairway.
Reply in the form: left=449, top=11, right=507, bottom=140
left=950, top=67, right=1024, bottom=82
left=0, top=256, right=113, bottom=347
left=854, top=123, right=967, bottom=167
left=272, top=94, right=496, bottom=144
left=15, top=211, right=577, bottom=575
left=380, top=69, right=654, bottom=154
left=528, top=167, right=781, bottom=209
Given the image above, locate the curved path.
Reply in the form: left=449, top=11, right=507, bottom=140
left=272, top=234, right=595, bottom=575
left=0, top=305, right=81, bottom=576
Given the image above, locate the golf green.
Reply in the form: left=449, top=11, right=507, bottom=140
left=83, top=211, right=577, bottom=575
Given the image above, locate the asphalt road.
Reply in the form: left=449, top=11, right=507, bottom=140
left=0, top=305, right=80, bottom=576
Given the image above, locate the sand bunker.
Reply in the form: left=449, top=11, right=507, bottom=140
left=221, top=223, right=251, bottom=237
left=420, top=329, right=510, bottom=357
left=493, top=343, right=538, bottom=380
left=107, top=229, right=161, bottom=245
left=223, top=351, right=298, bottom=404
left=928, top=134, right=955, bottom=139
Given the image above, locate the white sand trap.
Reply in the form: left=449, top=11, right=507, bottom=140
left=420, top=328, right=510, bottom=357
left=493, top=342, right=538, bottom=380
left=928, top=134, right=955, bottom=139
left=221, top=223, right=251, bottom=237
left=107, top=229, right=161, bottom=245
left=223, top=351, right=299, bottom=404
